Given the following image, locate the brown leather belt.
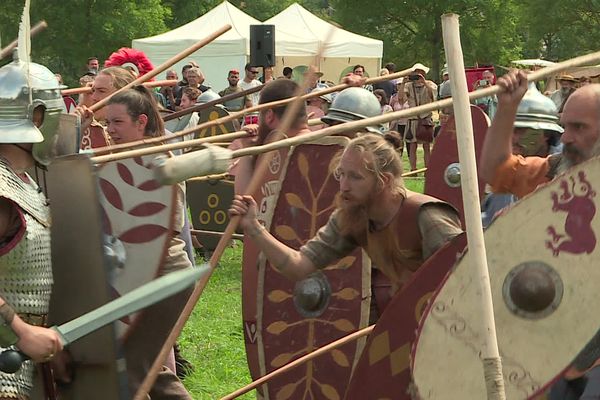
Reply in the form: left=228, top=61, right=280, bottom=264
left=18, top=313, right=47, bottom=327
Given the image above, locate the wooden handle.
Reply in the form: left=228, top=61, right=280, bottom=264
left=442, top=13, right=505, bottom=400
left=61, top=79, right=178, bottom=96
left=0, top=20, right=47, bottom=60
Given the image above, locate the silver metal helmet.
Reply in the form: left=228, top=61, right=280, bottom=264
left=0, top=56, right=65, bottom=165
left=197, top=89, right=221, bottom=105
left=514, top=82, right=563, bottom=134
left=321, top=87, right=383, bottom=134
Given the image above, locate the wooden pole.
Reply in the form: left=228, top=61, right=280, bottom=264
left=91, top=131, right=249, bottom=164
left=89, top=24, right=231, bottom=112
left=131, top=27, right=335, bottom=400
left=402, top=167, right=427, bottom=177
left=61, top=79, right=178, bottom=96
left=163, top=84, right=264, bottom=122
left=186, top=172, right=230, bottom=182
left=90, top=47, right=600, bottom=162
left=0, top=20, right=47, bottom=60
left=442, top=13, right=505, bottom=399
left=89, top=67, right=413, bottom=156
left=190, top=229, right=243, bottom=241
left=220, top=326, right=375, bottom=400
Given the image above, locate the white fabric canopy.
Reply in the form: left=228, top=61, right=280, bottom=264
left=132, top=1, right=259, bottom=89
left=265, top=3, right=382, bottom=82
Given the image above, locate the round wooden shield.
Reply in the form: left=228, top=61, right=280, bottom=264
left=196, top=105, right=236, bottom=138
left=243, top=138, right=371, bottom=400
left=186, top=178, right=234, bottom=251
left=344, top=233, right=467, bottom=400
left=97, top=154, right=176, bottom=338
left=424, top=105, right=489, bottom=225
left=412, top=156, right=600, bottom=399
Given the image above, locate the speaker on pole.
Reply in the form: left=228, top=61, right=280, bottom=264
left=250, top=25, right=275, bottom=67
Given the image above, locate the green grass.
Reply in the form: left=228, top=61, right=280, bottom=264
left=179, top=146, right=427, bottom=398
left=180, top=245, right=253, bottom=399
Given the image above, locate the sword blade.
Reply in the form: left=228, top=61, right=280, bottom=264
left=54, top=265, right=208, bottom=345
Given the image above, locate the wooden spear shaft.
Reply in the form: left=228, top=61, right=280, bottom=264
left=89, top=24, right=231, bottom=112
left=89, top=67, right=413, bottom=156
left=61, top=79, right=178, bottom=96
left=162, top=84, right=264, bottom=121
left=442, top=14, right=505, bottom=399
left=0, top=20, right=47, bottom=59
left=221, top=325, right=375, bottom=400
left=91, top=130, right=249, bottom=164
left=91, top=40, right=600, bottom=166
left=131, top=28, right=335, bottom=400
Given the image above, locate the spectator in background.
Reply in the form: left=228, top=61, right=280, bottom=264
left=175, top=87, right=201, bottom=142
left=219, top=69, right=251, bottom=112
left=373, top=68, right=396, bottom=99
left=472, top=70, right=498, bottom=119
left=86, top=56, right=99, bottom=75
left=239, top=63, right=263, bottom=125
left=389, top=78, right=410, bottom=156
left=403, top=63, right=437, bottom=170
left=160, top=70, right=178, bottom=111
left=306, top=88, right=332, bottom=131
left=260, top=66, right=275, bottom=83
left=283, top=66, right=293, bottom=79
left=176, top=67, right=209, bottom=109
left=374, top=89, right=393, bottom=131
left=174, top=61, right=199, bottom=107
left=352, top=64, right=373, bottom=92
left=549, top=74, right=577, bottom=113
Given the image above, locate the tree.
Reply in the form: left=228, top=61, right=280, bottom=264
left=332, top=0, right=522, bottom=81
left=1, top=0, right=170, bottom=87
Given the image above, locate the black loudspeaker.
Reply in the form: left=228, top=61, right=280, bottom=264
left=250, top=25, right=275, bottom=67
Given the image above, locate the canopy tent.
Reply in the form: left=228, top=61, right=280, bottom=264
left=265, top=3, right=383, bottom=82
left=132, top=1, right=259, bottom=90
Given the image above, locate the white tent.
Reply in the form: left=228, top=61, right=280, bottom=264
left=265, top=3, right=383, bottom=82
left=132, top=1, right=259, bottom=90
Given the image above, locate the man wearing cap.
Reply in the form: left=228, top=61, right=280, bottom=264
left=219, top=69, right=251, bottom=112
left=305, top=69, right=328, bottom=93
left=402, top=63, right=438, bottom=170
left=550, top=74, right=577, bottom=112
left=306, top=88, right=332, bottom=131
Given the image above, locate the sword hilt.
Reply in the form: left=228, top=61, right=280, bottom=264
left=0, top=349, right=29, bottom=373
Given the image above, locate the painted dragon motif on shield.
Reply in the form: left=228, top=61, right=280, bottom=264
left=546, top=170, right=596, bottom=256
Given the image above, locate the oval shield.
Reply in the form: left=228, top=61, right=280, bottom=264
left=97, top=154, right=176, bottom=337
left=424, top=105, right=489, bottom=225
left=243, top=138, right=371, bottom=400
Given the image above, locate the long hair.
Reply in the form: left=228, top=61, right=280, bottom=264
left=99, top=66, right=136, bottom=91
left=107, top=86, right=164, bottom=137
left=332, top=132, right=405, bottom=238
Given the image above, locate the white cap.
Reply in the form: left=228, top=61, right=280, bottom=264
left=411, top=63, right=430, bottom=74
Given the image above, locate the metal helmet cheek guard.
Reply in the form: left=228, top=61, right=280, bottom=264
left=0, top=57, right=66, bottom=165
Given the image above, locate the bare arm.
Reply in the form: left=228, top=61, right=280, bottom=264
left=229, top=195, right=317, bottom=281
left=480, top=70, right=529, bottom=184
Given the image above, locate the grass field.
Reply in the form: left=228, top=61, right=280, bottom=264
left=180, top=147, right=427, bottom=399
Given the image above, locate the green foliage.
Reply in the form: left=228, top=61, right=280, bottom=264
left=332, top=0, right=521, bottom=80
left=1, top=0, right=170, bottom=87
left=4, top=0, right=600, bottom=90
